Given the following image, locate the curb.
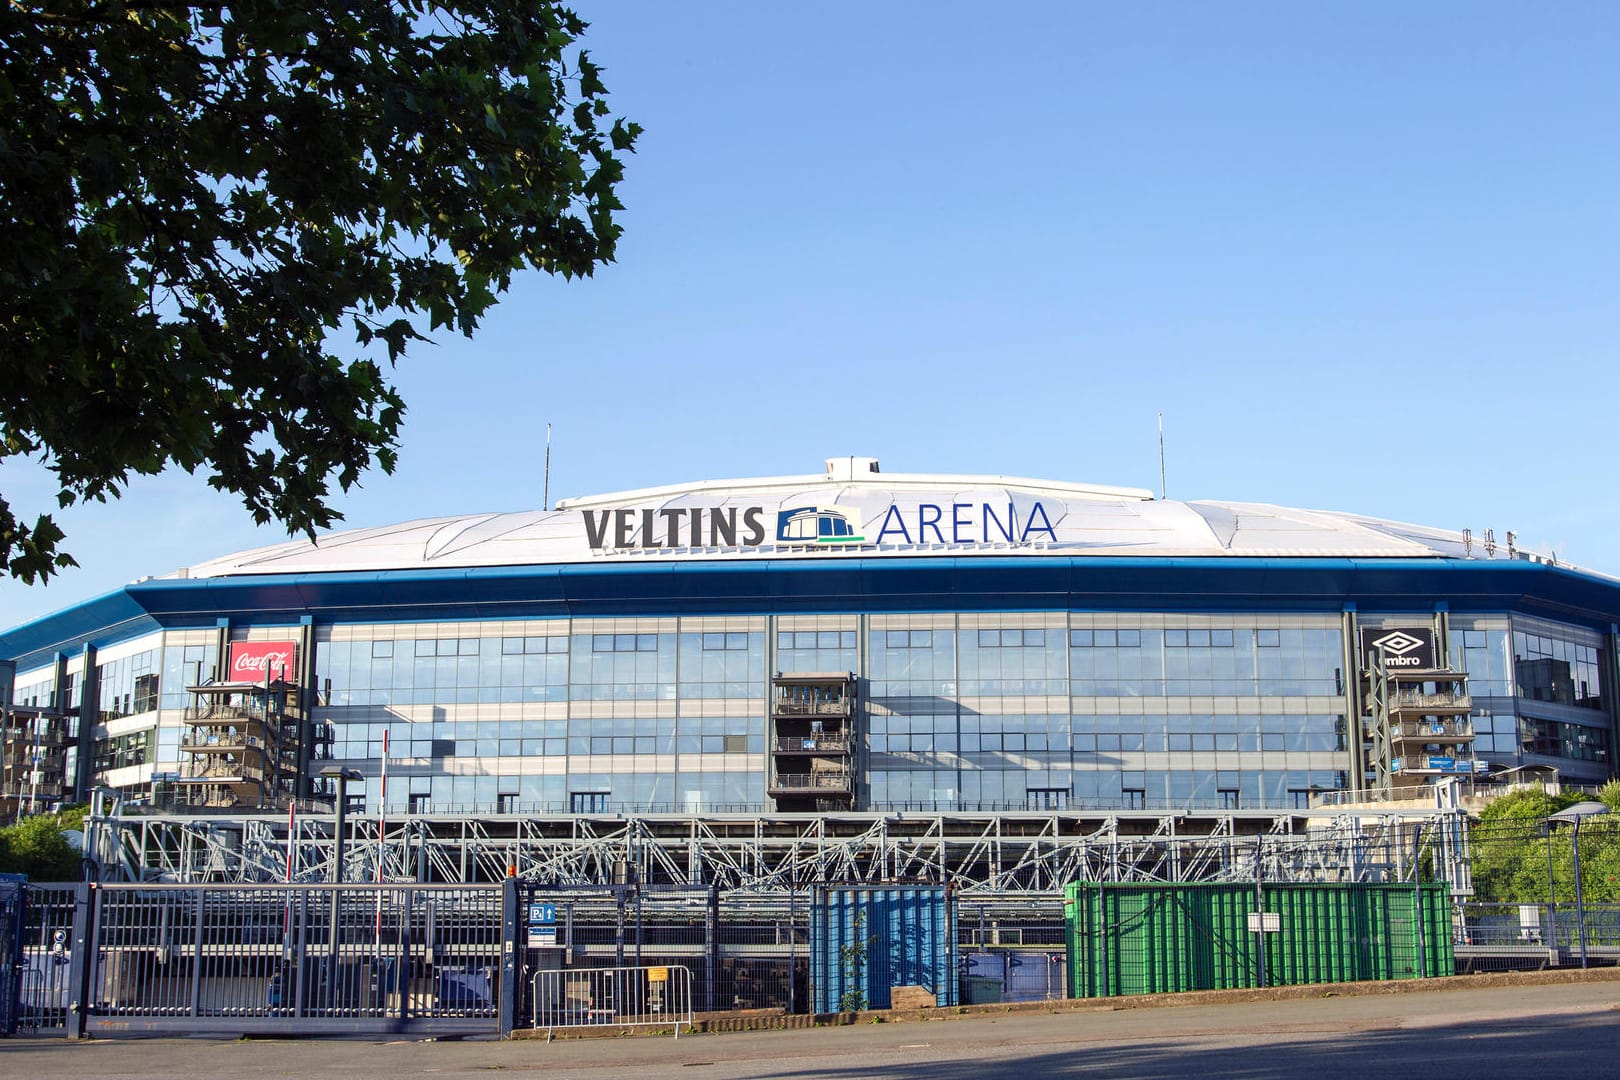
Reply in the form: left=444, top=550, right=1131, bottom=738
left=510, top=967, right=1620, bottom=1041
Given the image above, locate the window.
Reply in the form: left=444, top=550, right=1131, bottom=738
left=570, top=791, right=610, bottom=813
left=132, top=673, right=160, bottom=714
left=884, top=630, right=934, bottom=648
left=976, top=629, right=1045, bottom=647
left=1026, top=787, right=1070, bottom=810
left=501, top=636, right=569, bottom=654
left=1164, top=629, right=1234, bottom=647
left=1070, top=629, right=1142, bottom=647
left=593, top=634, right=657, bottom=652
left=1123, top=789, right=1146, bottom=810
left=1257, top=629, right=1281, bottom=647
left=777, top=631, right=857, bottom=650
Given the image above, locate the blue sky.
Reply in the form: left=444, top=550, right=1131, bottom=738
left=3, top=1, right=1617, bottom=629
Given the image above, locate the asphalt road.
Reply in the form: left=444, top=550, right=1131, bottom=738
left=5, top=980, right=1619, bottom=1080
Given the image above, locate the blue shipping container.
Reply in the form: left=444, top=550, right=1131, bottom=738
left=811, top=886, right=957, bottom=1012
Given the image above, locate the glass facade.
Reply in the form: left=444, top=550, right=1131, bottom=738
left=8, top=604, right=1616, bottom=812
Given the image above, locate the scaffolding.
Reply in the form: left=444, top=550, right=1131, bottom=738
left=83, top=804, right=1472, bottom=899
left=1364, top=654, right=1478, bottom=799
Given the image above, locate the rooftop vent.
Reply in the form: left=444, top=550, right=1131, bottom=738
left=825, top=456, right=880, bottom=481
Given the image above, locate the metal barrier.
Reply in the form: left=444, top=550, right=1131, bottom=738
left=532, top=964, right=693, bottom=1039
left=84, top=883, right=501, bottom=1037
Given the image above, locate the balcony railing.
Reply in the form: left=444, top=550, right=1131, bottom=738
left=179, top=733, right=269, bottom=753
left=180, top=762, right=269, bottom=784
left=1389, top=691, right=1472, bottom=712
left=183, top=701, right=280, bottom=725
left=769, top=771, right=852, bottom=792
left=772, top=736, right=851, bottom=754
left=772, top=699, right=851, bottom=717
left=1391, top=721, right=1475, bottom=741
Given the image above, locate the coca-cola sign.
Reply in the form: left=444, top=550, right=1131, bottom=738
left=229, top=641, right=298, bottom=683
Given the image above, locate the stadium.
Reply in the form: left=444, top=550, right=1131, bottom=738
left=2, top=455, right=1618, bottom=889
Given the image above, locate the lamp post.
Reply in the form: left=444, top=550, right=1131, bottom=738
left=319, top=766, right=364, bottom=1007
left=1550, top=801, right=1609, bottom=969
left=320, top=766, right=364, bottom=883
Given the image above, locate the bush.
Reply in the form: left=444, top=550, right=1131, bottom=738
left=0, top=809, right=85, bottom=881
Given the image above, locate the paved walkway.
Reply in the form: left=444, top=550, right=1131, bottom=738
left=5, top=976, right=1619, bottom=1079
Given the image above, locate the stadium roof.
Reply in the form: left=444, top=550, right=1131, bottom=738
left=174, top=456, right=1501, bottom=579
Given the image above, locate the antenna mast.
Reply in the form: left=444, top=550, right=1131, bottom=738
left=543, top=423, right=552, bottom=511
left=1157, top=413, right=1166, bottom=500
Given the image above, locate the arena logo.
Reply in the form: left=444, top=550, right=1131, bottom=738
left=229, top=641, right=297, bottom=682
left=1361, top=628, right=1435, bottom=670
left=776, top=506, right=865, bottom=545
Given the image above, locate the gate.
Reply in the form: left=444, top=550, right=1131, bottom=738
left=11, top=883, right=77, bottom=1035
left=0, top=875, right=21, bottom=1036
left=82, top=883, right=501, bottom=1037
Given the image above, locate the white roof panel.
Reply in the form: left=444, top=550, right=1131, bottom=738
left=173, top=458, right=1515, bottom=579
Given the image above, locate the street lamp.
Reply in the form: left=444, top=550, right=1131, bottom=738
left=319, top=766, right=364, bottom=883
left=1549, top=800, right=1610, bottom=968
left=319, top=766, right=364, bottom=1009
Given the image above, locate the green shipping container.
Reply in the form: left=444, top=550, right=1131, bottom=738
left=1064, top=882, right=1453, bottom=997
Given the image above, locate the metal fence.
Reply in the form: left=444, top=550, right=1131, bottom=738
left=8, top=809, right=1620, bottom=1037
left=532, top=964, right=693, bottom=1037
left=84, top=883, right=501, bottom=1037
left=1463, top=815, right=1620, bottom=971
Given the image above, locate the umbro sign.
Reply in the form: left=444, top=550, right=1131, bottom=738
left=1360, top=627, right=1436, bottom=671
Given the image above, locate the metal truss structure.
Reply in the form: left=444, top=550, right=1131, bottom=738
left=86, top=798, right=1472, bottom=898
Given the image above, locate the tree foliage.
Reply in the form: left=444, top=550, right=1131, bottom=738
left=1470, top=787, right=1620, bottom=904
left=0, top=1, right=639, bottom=582
left=0, top=806, right=87, bottom=880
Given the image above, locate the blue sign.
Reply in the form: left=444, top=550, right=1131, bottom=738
left=527, top=902, right=556, bottom=926
left=1426, top=756, right=1456, bottom=771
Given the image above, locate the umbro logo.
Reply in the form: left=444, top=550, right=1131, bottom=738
left=1370, top=631, right=1425, bottom=655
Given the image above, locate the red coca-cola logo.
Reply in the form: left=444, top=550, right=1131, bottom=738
left=229, top=641, right=298, bottom=682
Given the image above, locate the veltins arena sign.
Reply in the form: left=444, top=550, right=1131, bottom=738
left=580, top=499, right=1059, bottom=553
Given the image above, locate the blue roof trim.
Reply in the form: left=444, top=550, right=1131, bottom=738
left=0, top=587, right=162, bottom=672
left=5, top=557, right=1620, bottom=661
